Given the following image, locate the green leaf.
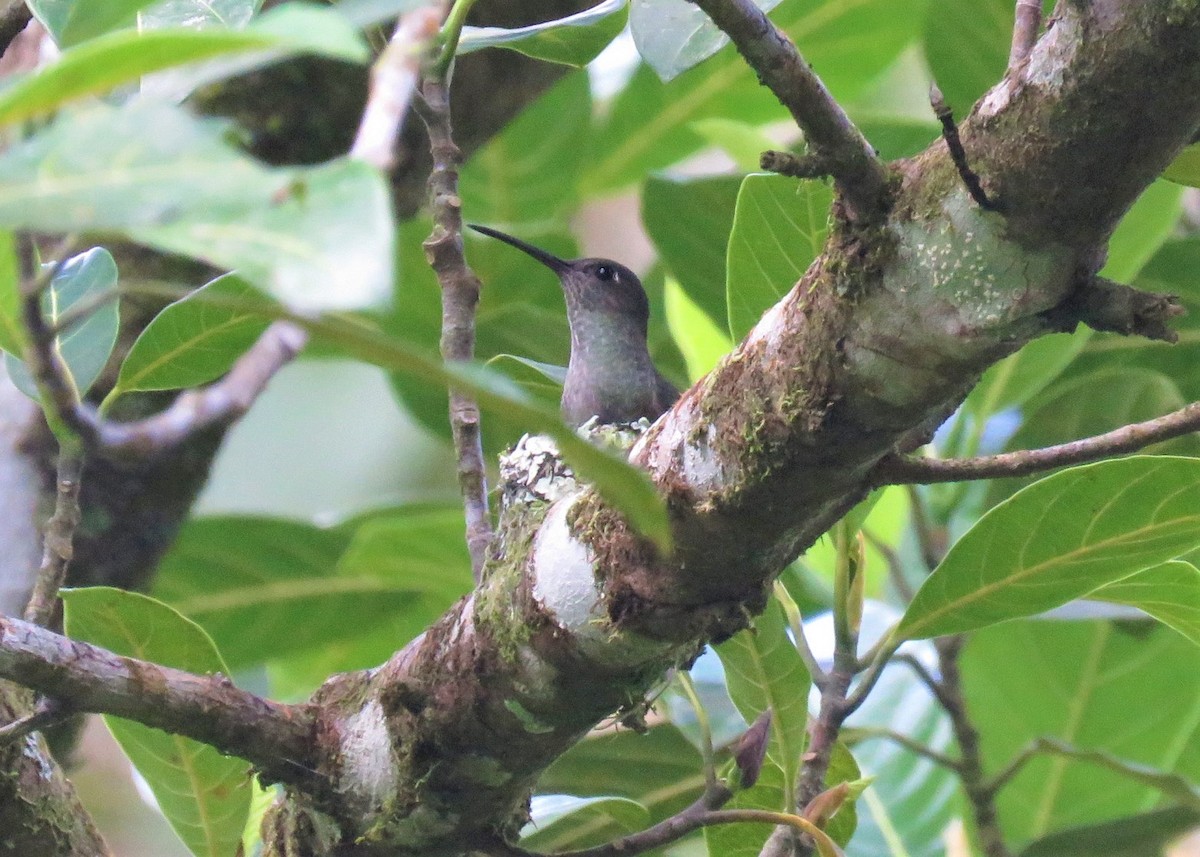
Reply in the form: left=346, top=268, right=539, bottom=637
left=1022, top=738, right=1200, bottom=808
left=689, top=118, right=777, bottom=172
left=139, top=0, right=260, bottom=30
left=1163, top=142, right=1200, bottom=188
left=459, top=72, right=591, bottom=226
left=5, top=247, right=119, bottom=401
left=1091, top=560, right=1200, bottom=648
left=533, top=724, right=704, bottom=850
left=584, top=0, right=926, bottom=193
left=715, top=599, right=810, bottom=798
left=665, top=276, right=732, bottom=382
left=706, top=761, right=789, bottom=857
left=154, top=507, right=470, bottom=669
left=113, top=274, right=272, bottom=397
left=459, top=0, right=627, bottom=67
left=896, top=457, right=1200, bottom=641
left=486, top=354, right=565, bottom=405
left=0, top=6, right=366, bottom=127
left=28, top=0, right=160, bottom=45
left=962, top=620, right=1200, bottom=844
left=726, top=173, right=831, bottom=340
left=921, top=0, right=1013, bottom=117
left=1018, top=807, right=1200, bottom=857
left=0, top=101, right=392, bottom=312
left=0, top=231, right=22, bottom=355
left=631, top=0, right=783, bottom=82
left=61, top=588, right=252, bottom=857
left=523, top=795, right=650, bottom=845
left=642, top=174, right=742, bottom=328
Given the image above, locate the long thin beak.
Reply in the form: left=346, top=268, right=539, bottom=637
left=467, top=224, right=569, bottom=275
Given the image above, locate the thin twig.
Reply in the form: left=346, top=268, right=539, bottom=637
left=929, top=84, right=998, bottom=211
left=0, top=697, right=69, bottom=744
left=934, top=636, right=1013, bottom=857
left=905, top=485, right=944, bottom=570
left=350, top=7, right=443, bottom=170
left=863, top=529, right=915, bottom=602
left=690, top=0, right=889, bottom=222
left=22, top=450, right=83, bottom=626
left=1007, top=0, right=1042, bottom=73
left=875, top=401, right=1200, bottom=485
left=773, top=581, right=828, bottom=689
left=416, top=71, right=493, bottom=581
left=0, top=614, right=325, bottom=796
left=893, top=652, right=957, bottom=713
left=844, top=726, right=962, bottom=772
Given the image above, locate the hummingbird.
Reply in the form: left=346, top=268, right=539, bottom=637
left=469, top=224, right=679, bottom=427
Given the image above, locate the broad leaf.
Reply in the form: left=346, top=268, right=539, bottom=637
left=631, top=0, right=783, bottom=82
left=6, top=247, right=119, bottom=401
left=921, top=0, right=1014, bottom=117
left=726, top=173, right=831, bottom=340
left=154, top=507, right=471, bottom=669
left=1164, top=142, right=1200, bottom=188
left=139, top=0, right=260, bottom=30
left=963, top=621, right=1200, bottom=844
left=27, top=0, right=160, bottom=45
left=459, top=0, right=627, bottom=68
left=1091, top=560, right=1200, bottom=648
left=584, top=0, right=925, bottom=193
left=665, top=276, right=732, bottom=382
left=0, top=101, right=392, bottom=312
left=896, top=457, right=1200, bottom=641
left=689, top=118, right=777, bottom=171
left=1019, top=807, right=1200, bottom=857
left=486, top=354, right=565, bottom=405
left=0, top=7, right=366, bottom=128
left=642, top=173, right=743, bottom=328
left=522, top=795, right=650, bottom=847
left=113, top=274, right=272, bottom=397
left=715, top=599, right=810, bottom=797
left=532, top=724, right=705, bottom=850
left=62, top=588, right=252, bottom=857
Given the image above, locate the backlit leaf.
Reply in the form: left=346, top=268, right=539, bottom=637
left=459, top=0, right=627, bottom=67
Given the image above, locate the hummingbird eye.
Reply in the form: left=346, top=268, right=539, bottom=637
left=594, top=264, right=616, bottom=282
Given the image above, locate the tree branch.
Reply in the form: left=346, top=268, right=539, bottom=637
left=874, top=401, right=1200, bottom=485
left=416, top=70, right=494, bottom=581
left=844, top=726, right=962, bottom=772
left=0, top=0, right=31, bottom=60
left=1068, top=276, right=1184, bottom=342
left=22, top=451, right=82, bottom=627
left=1007, top=0, right=1042, bottom=73
left=688, top=0, right=889, bottom=222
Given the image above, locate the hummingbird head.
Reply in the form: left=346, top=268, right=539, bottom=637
left=468, top=224, right=650, bottom=332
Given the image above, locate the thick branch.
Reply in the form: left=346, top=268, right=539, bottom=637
left=0, top=615, right=322, bottom=795
left=689, top=0, right=889, bottom=221
left=1069, top=277, right=1184, bottom=342
left=875, top=401, right=1200, bottom=485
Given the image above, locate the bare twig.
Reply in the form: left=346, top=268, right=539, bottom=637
left=863, top=529, right=915, bottom=602
left=894, top=652, right=957, bottom=712
left=690, top=0, right=889, bottom=222
left=0, top=697, right=69, bottom=744
left=350, top=7, right=443, bottom=170
left=875, top=401, right=1200, bottom=485
left=0, top=614, right=325, bottom=795
left=22, top=450, right=83, bottom=626
left=760, top=150, right=834, bottom=180
left=844, top=726, right=962, bottom=772
left=930, top=84, right=998, bottom=211
left=933, top=636, right=1012, bottom=857
left=905, top=485, right=945, bottom=570
left=1008, top=0, right=1043, bottom=73
left=416, top=72, right=493, bottom=581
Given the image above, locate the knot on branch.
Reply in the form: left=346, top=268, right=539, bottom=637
left=760, top=150, right=833, bottom=179
left=1066, top=276, right=1185, bottom=342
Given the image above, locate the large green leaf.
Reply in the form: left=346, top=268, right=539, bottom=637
left=0, top=101, right=392, bottom=312
left=112, top=274, right=272, bottom=398
left=664, top=276, right=732, bottom=382
left=1091, top=560, right=1200, bottom=648
left=964, top=180, right=1182, bottom=421
left=630, top=0, right=783, bottom=82
left=642, top=174, right=742, bottom=328
left=584, top=0, right=926, bottom=193
left=715, top=599, right=810, bottom=798
left=522, top=795, right=650, bottom=848
left=140, top=0, right=260, bottom=29
left=1164, top=142, right=1200, bottom=188
left=962, top=620, right=1200, bottom=845
left=459, top=72, right=592, bottom=226
left=459, top=0, right=627, bottom=68
left=0, top=6, right=366, bottom=128
left=62, top=588, right=252, bottom=857
left=896, top=457, right=1200, bottom=641
left=5, top=247, right=120, bottom=402
left=921, top=0, right=1012, bottom=117
left=1019, top=807, right=1200, bottom=857
left=154, top=507, right=471, bottom=669
left=28, top=0, right=160, bottom=45
left=532, top=724, right=705, bottom=850
left=726, top=173, right=831, bottom=340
